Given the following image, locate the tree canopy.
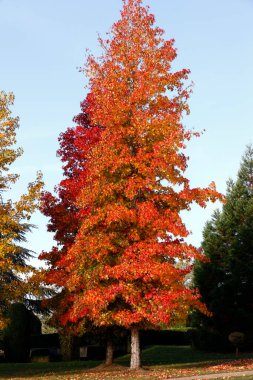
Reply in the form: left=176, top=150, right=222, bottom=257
left=0, top=91, right=43, bottom=328
left=46, top=0, right=221, bottom=369
left=39, top=94, right=101, bottom=329
left=193, top=145, right=253, bottom=348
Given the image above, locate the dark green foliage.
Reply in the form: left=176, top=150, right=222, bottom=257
left=188, top=328, right=231, bottom=352
left=3, top=303, right=41, bottom=362
left=140, top=329, right=191, bottom=348
left=84, top=346, right=106, bottom=360
left=30, top=333, right=60, bottom=349
left=193, top=146, right=253, bottom=350
left=0, top=221, right=34, bottom=316
left=30, top=333, right=61, bottom=361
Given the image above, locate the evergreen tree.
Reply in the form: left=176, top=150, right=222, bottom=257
left=193, top=146, right=253, bottom=348
left=0, top=91, right=43, bottom=328
left=3, top=303, right=41, bottom=362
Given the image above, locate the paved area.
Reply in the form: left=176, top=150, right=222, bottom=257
left=169, top=369, right=253, bottom=379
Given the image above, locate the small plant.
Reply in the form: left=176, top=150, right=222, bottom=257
left=228, top=331, right=245, bottom=357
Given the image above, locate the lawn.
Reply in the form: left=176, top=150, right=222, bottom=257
left=1, top=346, right=253, bottom=379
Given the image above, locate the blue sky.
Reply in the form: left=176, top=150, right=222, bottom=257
left=1, top=0, right=253, bottom=264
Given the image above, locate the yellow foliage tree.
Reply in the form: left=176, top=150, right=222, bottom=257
left=0, top=91, right=43, bottom=329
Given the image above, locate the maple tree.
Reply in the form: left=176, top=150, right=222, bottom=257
left=41, top=95, right=101, bottom=253
left=193, top=146, right=253, bottom=350
left=54, top=0, right=222, bottom=369
left=39, top=95, right=102, bottom=354
left=0, top=91, right=43, bottom=329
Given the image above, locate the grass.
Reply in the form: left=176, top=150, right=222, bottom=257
left=117, top=345, right=253, bottom=366
left=0, top=360, right=100, bottom=379
left=1, top=346, right=253, bottom=379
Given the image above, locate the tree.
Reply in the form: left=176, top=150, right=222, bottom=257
left=3, top=303, right=41, bottom=362
left=39, top=95, right=103, bottom=359
left=41, top=95, right=101, bottom=256
left=58, top=0, right=221, bottom=369
left=193, top=146, right=253, bottom=349
left=0, top=91, right=43, bottom=329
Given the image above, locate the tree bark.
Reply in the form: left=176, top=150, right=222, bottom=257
left=105, top=339, right=114, bottom=366
left=130, top=327, right=141, bottom=370
left=60, top=333, right=75, bottom=361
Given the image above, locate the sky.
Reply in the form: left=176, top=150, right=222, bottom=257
left=1, top=0, right=253, bottom=265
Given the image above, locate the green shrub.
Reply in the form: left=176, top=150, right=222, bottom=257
left=30, top=333, right=60, bottom=349
left=3, top=303, right=41, bottom=362
left=140, top=329, right=190, bottom=348
left=188, top=328, right=231, bottom=352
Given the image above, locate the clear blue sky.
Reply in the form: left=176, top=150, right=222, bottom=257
left=1, top=0, right=253, bottom=264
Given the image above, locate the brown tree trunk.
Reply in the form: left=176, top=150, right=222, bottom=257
left=105, top=339, right=114, bottom=366
left=59, top=333, right=75, bottom=361
left=130, top=327, right=141, bottom=370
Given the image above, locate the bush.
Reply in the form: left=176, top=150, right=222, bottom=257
left=30, top=334, right=61, bottom=362
left=30, top=333, right=60, bottom=349
left=86, top=345, right=106, bottom=360
left=30, top=348, right=50, bottom=362
left=3, top=303, right=41, bottom=362
left=189, top=328, right=232, bottom=352
left=140, top=329, right=190, bottom=348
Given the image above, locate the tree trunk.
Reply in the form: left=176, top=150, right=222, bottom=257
left=60, top=333, right=75, bottom=361
left=105, top=339, right=114, bottom=366
left=130, top=327, right=141, bottom=370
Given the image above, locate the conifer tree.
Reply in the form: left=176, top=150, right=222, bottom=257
left=0, top=91, right=43, bottom=328
left=193, top=146, right=253, bottom=348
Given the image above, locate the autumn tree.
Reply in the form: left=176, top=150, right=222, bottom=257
left=0, top=91, right=43, bottom=329
left=56, top=0, right=222, bottom=369
left=41, top=98, right=127, bottom=363
left=193, top=146, right=253, bottom=350
left=39, top=95, right=103, bottom=358
left=41, top=95, right=101, bottom=256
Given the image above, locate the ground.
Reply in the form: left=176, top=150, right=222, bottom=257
left=1, top=345, right=253, bottom=379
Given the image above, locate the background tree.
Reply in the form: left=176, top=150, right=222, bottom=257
left=3, top=303, right=41, bottom=362
left=0, top=91, right=43, bottom=329
left=39, top=95, right=102, bottom=359
left=59, top=0, right=221, bottom=369
left=193, top=146, right=253, bottom=350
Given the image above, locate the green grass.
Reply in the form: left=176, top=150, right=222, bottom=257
left=0, top=360, right=101, bottom=378
left=117, top=345, right=253, bottom=366
left=1, top=346, right=253, bottom=379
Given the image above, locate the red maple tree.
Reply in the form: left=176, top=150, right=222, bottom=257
left=40, top=95, right=101, bottom=329
left=58, top=0, right=222, bottom=369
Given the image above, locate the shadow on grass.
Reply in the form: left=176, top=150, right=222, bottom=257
left=0, top=360, right=101, bottom=378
